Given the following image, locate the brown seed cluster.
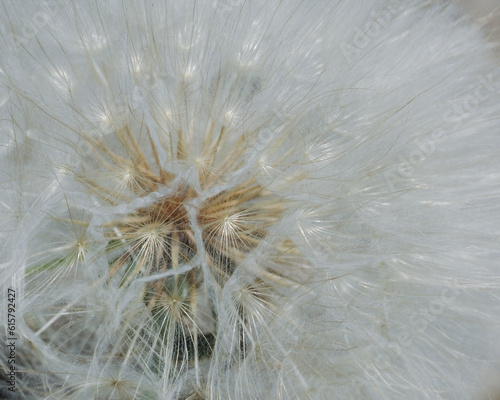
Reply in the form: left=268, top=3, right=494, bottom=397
left=104, top=178, right=282, bottom=295
left=80, top=125, right=285, bottom=360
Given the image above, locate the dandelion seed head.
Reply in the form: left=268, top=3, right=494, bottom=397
left=1, top=0, right=500, bottom=399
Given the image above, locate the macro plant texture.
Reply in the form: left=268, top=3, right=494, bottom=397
left=1, top=0, right=500, bottom=399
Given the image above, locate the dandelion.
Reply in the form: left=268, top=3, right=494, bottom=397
left=1, top=0, right=500, bottom=399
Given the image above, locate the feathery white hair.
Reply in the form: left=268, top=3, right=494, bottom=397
left=1, top=1, right=500, bottom=399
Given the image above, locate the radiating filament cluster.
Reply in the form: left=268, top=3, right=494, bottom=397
left=81, top=123, right=286, bottom=367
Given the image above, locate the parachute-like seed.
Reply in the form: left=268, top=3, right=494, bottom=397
left=1, top=1, right=500, bottom=399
